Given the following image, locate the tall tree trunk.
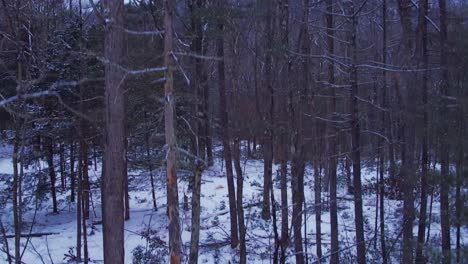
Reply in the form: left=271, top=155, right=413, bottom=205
left=77, top=140, right=83, bottom=262
left=82, top=141, right=90, bottom=219
left=145, top=129, right=157, bottom=211
left=12, top=134, right=20, bottom=264
left=59, top=143, right=66, bottom=192
left=82, top=193, right=89, bottom=264
left=188, top=2, right=205, bottom=260
left=290, top=1, right=310, bottom=262
left=380, top=1, right=388, bottom=263
left=261, top=0, right=274, bottom=220
left=164, top=0, right=182, bottom=262
left=216, top=0, right=239, bottom=248
left=102, top=0, right=126, bottom=262
left=189, top=160, right=202, bottom=264
left=124, top=138, right=130, bottom=221
left=233, top=138, right=247, bottom=264
left=349, top=2, right=366, bottom=263
left=455, top=138, right=463, bottom=263
left=46, top=138, right=58, bottom=214
left=416, top=0, right=429, bottom=261
left=202, top=69, right=213, bottom=166
left=313, top=157, right=322, bottom=262
left=326, top=0, right=338, bottom=262
left=438, top=0, right=451, bottom=262
left=279, top=142, right=288, bottom=263
left=70, top=140, right=76, bottom=203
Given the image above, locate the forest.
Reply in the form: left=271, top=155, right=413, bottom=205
left=0, top=0, right=467, bottom=263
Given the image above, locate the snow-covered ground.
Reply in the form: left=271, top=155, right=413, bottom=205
left=0, top=144, right=466, bottom=263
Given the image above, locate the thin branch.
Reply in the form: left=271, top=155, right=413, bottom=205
left=409, top=0, right=441, bottom=32
left=173, top=52, right=222, bottom=61
left=124, top=28, right=165, bottom=36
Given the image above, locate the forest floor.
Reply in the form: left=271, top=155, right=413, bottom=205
left=0, top=143, right=466, bottom=263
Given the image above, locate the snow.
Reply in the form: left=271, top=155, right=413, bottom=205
left=0, top=143, right=466, bottom=263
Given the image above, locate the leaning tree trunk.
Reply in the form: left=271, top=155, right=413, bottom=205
left=102, top=0, right=126, bottom=263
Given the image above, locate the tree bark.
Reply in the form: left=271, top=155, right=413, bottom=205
left=415, top=0, right=429, bottom=261
left=455, top=138, right=463, bottom=263
left=216, top=0, right=239, bottom=248
left=233, top=138, right=247, bottom=264
left=349, top=2, right=366, bottom=263
left=59, top=143, right=66, bottom=192
left=380, top=1, right=387, bottom=263
left=82, top=141, right=90, bottom=219
left=189, top=161, right=202, bottom=264
left=77, top=139, right=83, bottom=262
left=12, top=134, right=20, bottom=264
left=70, top=140, right=76, bottom=203
left=438, top=0, right=451, bottom=262
left=145, top=128, right=157, bottom=211
left=164, top=0, right=182, bottom=262
left=102, top=0, right=126, bottom=262
left=46, top=138, right=58, bottom=213
left=261, top=0, right=274, bottom=220
left=124, top=138, right=130, bottom=221
left=326, top=0, right=338, bottom=262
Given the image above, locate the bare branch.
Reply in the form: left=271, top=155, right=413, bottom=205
left=124, top=28, right=165, bottom=36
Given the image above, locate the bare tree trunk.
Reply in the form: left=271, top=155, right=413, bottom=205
left=416, top=0, right=429, bottom=262
left=70, top=140, right=76, bottom=203
left=102, top=0, right=126, bottom=262
left=326, top=0, right=338, bottom=262
left=0, top=217, right=12, bottom=264
left=261, top=0, right=274, bottom=220
left=189, top=160, right=202, bottom=264
left=202, top=70, right=213, bottom=166
left=380, top=1, right=388, bottom=263
left=438, top=0, right=451, bottom=262
left=145, top=129, right=157, bottom=211
left=46, top=138, right=58, bottom=214
left=12, top=134, right=20, bottom=264
left=188, top=1, right=206, bottom=260
left=279, top=143, right=288, bottom=263
left=233, top=138, right=247, bottom=264
left=59, top=143, right=66, bottom=192
left=216, top=0, right=239, bottom=248
left=349, top=2, right=366, bottom=263
left=290, top=2, right=310, bottom=262
left=164, top=0, right=182, bottom=262
left=122, top=136, right=130, bottom=221
left=82, top=193, right=89, bottom=264
left=271, top=175, right=280, bottom=264
left=82, top=141, right=90, bottom=219
left=77, top=140, right=83, bottom=262
left=313, top=157, right=322, bottom=262
left=455, top=139, right=463, bottom=263
left=124, top=138, right=130, bottom=221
